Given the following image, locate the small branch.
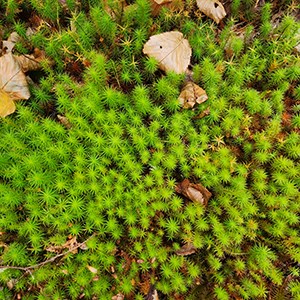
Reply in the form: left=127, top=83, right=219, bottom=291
left=0, top=234, right=95, bottom=272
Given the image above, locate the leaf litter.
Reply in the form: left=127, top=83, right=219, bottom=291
left=0, top=32, right=47, bottom=117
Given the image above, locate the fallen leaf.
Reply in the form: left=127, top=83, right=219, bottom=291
left=175, top=242, right=197, bottom=256
left=175, top=179, right=212, bottom=205
left=143, top=31, right=191, bottom=74
left=0, top=89, right=16, bottom=117
left=149, top=0, right=183, bottom=16
left=87, top=265, right=98, bottom=274
left=2, top=32, right=21, bottom=54
left=178, top=81, right=208, bottom=108
left=15, top=48, right=46, bottom=73
left=196, top=0, right=226, bottom=24
left=0, top=53, right=30, bottom=100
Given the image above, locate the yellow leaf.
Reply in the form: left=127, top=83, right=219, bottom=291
left=143, top=31, right=191, bottom=74
left=196, top=0, right=226, bottom=24
left=0, top=89, right=15, bottom=117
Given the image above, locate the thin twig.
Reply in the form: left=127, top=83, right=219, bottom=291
left=0, top=234, right=95, bottom=272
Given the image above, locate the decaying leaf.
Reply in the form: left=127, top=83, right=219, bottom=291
left=112, top=293, right=124, bottom=300
left=178, top=81, right=208, bottom=108
left=143, top=31, right=191, bottom=74
left=175, top=242, right=197, bottom=256
left=196, top=0, right=226, bottom=24
left=0, top=90, right=16, bottom=117
left=175, top=179, right=212, bottom=205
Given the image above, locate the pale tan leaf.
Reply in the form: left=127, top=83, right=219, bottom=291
left=57, top=114, right=71, bottom=129
left=154, top=0, right=171, bottom=3
left=196, top=0, right=226, bottom=24
left=0, top=89, right=16, bottom=117
left=0, top=53, right=30, bottom=100
left=178, top=81, right=208, bottom=108
left=2, top=32, right=21, bottom=53
left=186, top=186, right=206, bottom=204
left=7, top=32, right=21, bottom=43
left=112, top=293, right=124, bottom=300
left=15, top=49, right=46, bottom=73
left=143, top=31, right=191, bottom=74
left=7, top=279, right=17, bottom=290
left=87, top=265, right=98, bottom=274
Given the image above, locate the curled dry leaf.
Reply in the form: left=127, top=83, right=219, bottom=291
left=178, top=81, right=208, bottom=109
left=143, top=31, right=191, bottom=74
left=196, top=0, right=226, bottom=24
left=175, top=242, right=197, bottom=256
left=175, top=179, right=212, bottom=205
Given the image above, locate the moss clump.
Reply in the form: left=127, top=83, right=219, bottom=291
left=0, top=0, right=299, bottom=299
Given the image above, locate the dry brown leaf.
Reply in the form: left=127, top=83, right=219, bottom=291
left=143, top=31, right=191, bottom=74
left=178, top=81, right=208, bottom=108
left=15, top=49, right=46, bottom=73
left=87, top=265, right=98, bottom=274
left=196, top=0, right=226, bottom=24
left=175, top=179, right=212, bottom=205
left=0, top=90, right=16, bottom=117
left=175, top=242, right=197, bottom=256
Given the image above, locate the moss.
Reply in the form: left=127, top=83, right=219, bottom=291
left=0, top=0, right=299, bottom=299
